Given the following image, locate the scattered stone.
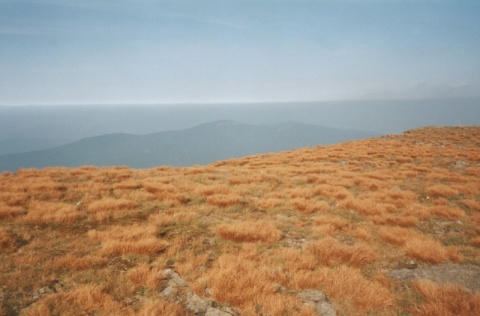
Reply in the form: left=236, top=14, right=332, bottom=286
left=31, top=280, right=64, bottom=301
left=338, top=161, right=348, bottom=167
left=298, top=290, right=336, bottom=316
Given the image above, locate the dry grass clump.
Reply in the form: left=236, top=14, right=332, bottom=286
left=0, top=227, right=15, bottom=250
left=470, top=237, right=480, bottom=247
left=307, top=237, right=378, bottom=268
left=378, top=226, right=420, bottom=246
left=411, top=279, right=480, bottom=316
left=426, top=184, right=460, bottom=198
left=428, top=205, right=465, bottom=220
left=86, top=197, right=138, bottom=222
left=372, top=214, right=419, bottom=227
left=87, top=197, right=137, bottom=212
left=149, top=210, right=198, bottom=227
left=313, top=215, right=350, bottom=235
left=291, top=198, right=330, bottom=213
left=21, top=285, right=132, bottom=316
left=280, top=248, right=318, bottom=272
left=206, top=253, right=314, bottom=315
left=461, top=198, right=480, bottom=212
left=338, top=198, right=381, bottom=215
left=0, top=201, right=24, bottom=219
left=378, top=227, right=462, bottom=263
left=50, top=254, right=108, bottom=271
left=404, top=238, right=462, bottom=264
left=88, top=224, right=168, bottom=256
left=22, top=200, right=83, bottom=224
left=354, top=227, right=373, bottom=241
left=316, top=266, right=394, bottom=314
left=137, top=299, right=186, bottom=316
left=216, top=221, right=282, bottom=243
left=126, top=262, right=164, bottom=290
left=207, top=194, right=243, bottom=207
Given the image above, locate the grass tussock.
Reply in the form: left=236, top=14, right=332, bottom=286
left=88, top=224, right=168, bottom=256
left=307, top=237, right=378, bottom=268
left=404, top=238, right=462, bottom=264
left=216, top=221, right=282, bottom=243
left=22, top=201, right=83, bottom=224
left=412, top=279, right=480, bottom=316
left=426, top=184, right=460, bottom=198
left=317, top=266, right=394, bottom=314
left=22, top=285, right=131, bottom=316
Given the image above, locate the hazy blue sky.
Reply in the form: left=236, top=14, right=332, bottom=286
left=1, top=0, right=479, bottom=105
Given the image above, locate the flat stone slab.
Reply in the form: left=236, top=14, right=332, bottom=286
left=388, top=263, right=480, bottom=292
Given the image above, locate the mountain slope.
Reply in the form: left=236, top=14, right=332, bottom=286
left=0, top=121, right=378, bottom=171
left=0, top=138, right=73, bottom=155
left=0, top=126, right=479, bottom=315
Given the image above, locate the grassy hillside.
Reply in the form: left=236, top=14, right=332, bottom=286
left=0, top=126, right=479, bottom=315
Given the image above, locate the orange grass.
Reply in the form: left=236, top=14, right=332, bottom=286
left=307, top=237, right=378, bottom=267
left=316, top=266, right=394, bottom=314
left=216, top=221, right=282, bottom=243
left=22, top=200, right=83, bottom=224
left=412, top=279, right=480, bottom=316
left=88, top=224, right=168, bottom=256
left=426, top=184, right=460, bottom=198
left=137, top=299, right=186, bottom=316
left=22, top=285, right=131, bottom=316
left=404, top=238, right=462, bottom=264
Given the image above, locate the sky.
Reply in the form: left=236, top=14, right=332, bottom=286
left=1, top=0, right=479, bottom=105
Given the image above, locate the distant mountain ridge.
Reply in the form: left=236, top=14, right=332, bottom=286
left=0, top=138, right=74, bottom=155
left=0, top=121, right=379, bottom=171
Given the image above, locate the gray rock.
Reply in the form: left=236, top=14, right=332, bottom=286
left=160, top=285, right=178, bottom=298
left=205, top=307, right=235, bottom=316
left=186, top=292, right=210, bottom=314
left=315, top=302, right=337, bottom=316
left=388, top=263, right=480, bottom=292
left=298, top=290, right=326, bottom=302
left=163, top=268, right=188, bottom=287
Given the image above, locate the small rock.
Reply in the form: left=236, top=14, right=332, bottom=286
left=186, top=292, right=210, bottom=315
left=205, top=307, right=234, bottom=316
left=404, top=260, right=418, bottom=269
left=160, top=285, right=177, bottom=298
left=276, top=214, right=289, bottom=221
left=163, top=269, right=188, bottom=287
left=298, top=290, right=326, bottom=302
left=205, top=287, right=213, bottom=297
left=315, top=302, right=337, bottom=316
